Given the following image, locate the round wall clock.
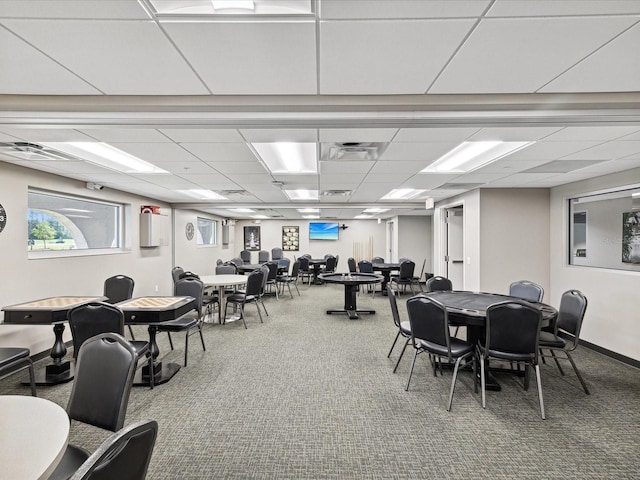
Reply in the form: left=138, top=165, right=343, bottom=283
left=185, top=222, right=194, bottom=241
left=0, top=203, right=6, bottom=234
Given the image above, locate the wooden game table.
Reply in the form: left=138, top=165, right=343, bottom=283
left=2, top=296, right=106, bottom=385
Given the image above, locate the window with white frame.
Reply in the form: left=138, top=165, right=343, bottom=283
left=28, top=190, right=122, bottom=253
left=569, top=185, right=640, bottom=271
left=197, top=217, right=217, bottom=245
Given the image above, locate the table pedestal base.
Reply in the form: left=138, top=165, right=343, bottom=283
left=327, top=308, right=376, bottom=320
left=24, top=361, right=74, bottom=386
left=133, top=361, right=180, bottom=387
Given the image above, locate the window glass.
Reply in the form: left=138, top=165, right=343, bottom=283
left=197, top=217, right=216, bottom=245
left=569, top=186, right=640, bottom=271
left=28, top=190, right=121, bottom=252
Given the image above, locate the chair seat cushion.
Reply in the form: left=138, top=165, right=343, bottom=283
left=420, top=337, right=473, bottom=358
left=400, top=320, right=411, bottom=335
left=47, top=443, right=91, bottom=480
left=478, top=343, right=535, bottom=362
left=157, top=316, right=198, bottom=332
left=227, top=293, right=256, bottom=302
left=538, top=331, right=566, bottom=348
left=0, top=348, right=30, bottom=368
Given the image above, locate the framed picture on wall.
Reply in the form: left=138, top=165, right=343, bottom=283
left=244, top=226, right=261, bottom=251
left=622, top=212, right=640, bottom=264
left=282, top=226, right=299, bottom=251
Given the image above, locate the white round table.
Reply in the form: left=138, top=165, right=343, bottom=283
left=0, top=395, right=70, bottom=479
left=200, top=274, right=248, bottom=323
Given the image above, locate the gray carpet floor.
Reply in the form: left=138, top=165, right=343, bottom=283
left=2, top=282, right=639, bottom=479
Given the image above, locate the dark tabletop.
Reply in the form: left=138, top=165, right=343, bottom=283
left=319, top=273, right=383, bottom=285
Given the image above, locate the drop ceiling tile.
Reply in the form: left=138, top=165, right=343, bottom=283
left=468, top=126, right=563, bottom=141
left=430, top=16, right=637, bottom=93
left=362, top=173, right=413, bottom=183
left=369, top=161, right=426, bottom=174
left=128, top=175, right=197, bottom=189
left=240, top=129, right=318, bottom=143
left=151, top=162, right=218, bottom=175
left=0, top=128, right=94, bottom=142
left=158, top=129, right=244, bottom=143
left=109, top=142, right=201, bottom=164
left=504, top=141, right=602, bottom=161
left=319, top=179, right=363, bottom=190
left=487, top=0, right=640, bottom=16
left=70, top=173, right=151, bottom=185
left=0, top=1, right=150, bottom=19
left=213, top=162, right=269, bottom=175
left=21, top=160, right=112, bottom=174
left=182, top=143, right=258, bottom=163
left=320, top=0, right=490, bottom=19
left=393, top=127, right=479, bottom=142
left=0, top=27, right=100, bottom=94
left=320, top=161, right=374, bottom=174
left=561, top=141, right=640, bottom=161
left=452, top=172, right=513, bottom=183
left=319, top=128, right=398, bottom=143
left=163, top=22, right=317, bottom=94
left=574, top=159, right=640, bottom=174
left=523, top=160, right=606, bottom=173
left=320, top=19, right=475, bottom=94
left=2, top=20, right=208, bottom=94
left=543, top=126, right=640, bottom=142
left=474, top=159, right=550, bottom=174
left=232, top=174, right=276, bottom=185
left=402, top=174, right=459, bottom=189
left=78, top=129, right=172, bottom=143
left=380, top=142, right=459, bottom=162
left=175, top=174, right=240, bottom=189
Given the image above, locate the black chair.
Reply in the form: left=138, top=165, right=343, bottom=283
left=171, top=266, right=184, bottom=289
left=479, top=301, right=545, bottom=419
left=298, top=256, right=312, bottom=285
left=48, top=333, right=137, bottom=480
left=390, top=259, right=417, bottom=294
left=425, top=276, right=453, bottom=292
left=258, top=250, right=270, bottom=263
left=347, top=257, right=357, bottom=273
left=323, top=255, right=337, bottom=275
left=277, top=260, right=301, bottom=298
left=68, top=301, right=153, bottom=388
left=264, top=261, right=279, bottom=299
left=277, top=257, right=291, bottom=275
left=386, top=284, right=411, bottom=369
left=179, top=271, right=219, bottom=320
left=240, top=249, right=251, bottom=264
left=0, top=347, right=36, bottom=396
left=539, top=290, right=590, bottom=394
left=229, top=257, right=245, bottom=268
left=103, top=274, right=136, bottom=340
left=371, top=256, right=385, bottom=264
left=216, top=264, right=239, bottom=295
left=271, top=247, right=283, bottom=261
left=224, top=270, right=264, bottom=329
left=413, top=259, right=426, bottom=291
left=405, top=296, right=476, bottom=411
left=358, top=260, right=376, bottom=296
left=68, top=419, right=158, bottom=480
left=509, top=280, right=544, bottom=303
left=157, top=277, right=206, bottom=367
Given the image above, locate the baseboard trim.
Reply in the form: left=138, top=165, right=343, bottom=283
left=578, top=337, right=640, bottom=369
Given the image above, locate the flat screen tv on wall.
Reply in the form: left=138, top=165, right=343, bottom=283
left=309, top=222, right=339, bottom=240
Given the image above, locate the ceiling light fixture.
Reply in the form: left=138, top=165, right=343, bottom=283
left=363, top=208, right=389, bottom=214
left=421, top=141, right=535, bottom=173
left=252, top=142, right=317, bottom=174
left=44, top=142, right=169, bottom=174
left=381, top=189, right=426, bottom=200
left=175, top=189, right=228, bottom=200
left=211, top=0, right=254, bottom=11
left=284, top=189, right=318, bottom=201
left=354, top=214, right=374, bottom=219
left=302, top=215, right=320, bottom=219
left=229, top=208, right=255, bottom=213
left=297, top=208, right=320, bottom=213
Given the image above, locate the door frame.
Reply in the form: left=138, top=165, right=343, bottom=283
left=434, top=200, right=464, bottom=285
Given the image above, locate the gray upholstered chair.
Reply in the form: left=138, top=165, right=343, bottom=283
left=0, top=347, right=36, bottom=396
left=68, top=419, right=158, bottom=480
left=224, top=269, right=265, bottom=329
left=277, top=260, right=300, bottom=298
left=405, top=295, right=476, bottom=411
left=48, top=333, right=138, bottom=480
left=103, top=274, right=135, bottom=339
left=371, top=256, right=385, bottom=264
left=390, top=259, right=417, bottom=294
left=271, top=247, right=283, bottom=260
left=509, top=280, right=544, bottom=303
left=539, top=289, right=590, bottom=394
left=480, top=301, right=545, bottom=419
left=347, top=257, right=357, bottom=273
left=258, top=250, right=270, bottom=263
left=240, top=249, right=252, bottom=264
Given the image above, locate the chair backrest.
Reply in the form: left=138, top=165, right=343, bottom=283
left=386, top=284, right=402, bottom=329
left=485, top=301, right=542, bottom=358
left=174, top=277, right=204, bottom=316
left=406, top=296, right=451, bottom=357
left=103, top=275, right=134, bottom=304
left=271, top=247, right=283, bottom=260
left=259, top=264, right=270, bottom=293
left=278, top=257, right=291, bottom=272
left=171, top=266, right=184, bottom=286
left=240, top=250, right=251, bottom=264
left=69, top=419, right=158, bottom=480
left=556, top=290, right=588, bottom=348
left=68, top=302, right=125, bottom=360
left=347, top=257, right=357, bottom=273
left=371, top=256, right=384, bottom=264
left=324, top=255, right=337, bottom=272
left=418, top=259, right=426, bottom=279
left=399, top=260, right=415, bottom=279
left=258, top=250, right=270, bottom=263
left=425, top=276, right=453, bottom=292
left=229, top=257, right=244, bottom=267
left=246, top=270, right=264, bottom=296
left=67, top=333, right=137, bottom=432
left=265, top=262, right=278, bottom=281
left=358, top=260, right=373, bottom=273
left=216, top=258, right=223, bottom=266
left=301, top=254, right=312, bottom=259
left=216, top=264, right=237, bottom=275
left=509, top=280, right=544, bottom=303
left=298, top=256, right=310, bottom=271
left=179, top=271, right=200, bottom=280
left=398, top=257, right=410, bottom=264
left=290, top=261, right=300, bottom=278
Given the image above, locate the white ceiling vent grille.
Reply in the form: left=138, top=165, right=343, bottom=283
left=321, top=142, right=388, bottom=161
left=0, top=142, right=77, bottom=161
left=218, top=189, right=251, bottom=196
left=322, top=190, right=352, bottom=197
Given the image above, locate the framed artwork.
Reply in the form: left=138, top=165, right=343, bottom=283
left=282, top=226, right=299, bottom=251
left=622, top=212, right=640, bottom=264
left=244, top=226, right=261, bottom=251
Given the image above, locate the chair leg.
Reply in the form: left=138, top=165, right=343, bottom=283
left=254, top=300, right=263, bottom=323
left=550, top=349, right=565, bottom=375
left=393, top=337, right=410, bottom=373
left=240, top=304, right=247, bottom=329
left=27, top=360, right=37, bottom=397
left=128, top=324, right=136, bottom=341
left=148, top=353, right=154, bottom=389
left=387, top=330, right=401, bottom=358
left=183, top=331, right=189, bottom=367
left=167, top=332, right=174, bottom=350
left=286, top=283, right=293, bottom=299
left=294, top=282, right=300, bottom=296
left=565, top=351, right=591, bottom=395
left=447, top=354, right=466, bottom=411
left=480, top=354, right=487, bottom=409
left=198, top=323, right=206, bottom=351
left=534, top=364, right=546, bottom=420
left=405, top=349, right=419, bottom=391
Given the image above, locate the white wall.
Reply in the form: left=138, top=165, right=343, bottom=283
left=396, top=216, right=433, bottom=275
left=173, top=209, right=228, bottom=276
left=0, top=162, right=173, bottom=354
left=550, top=168, right=640, bottom=361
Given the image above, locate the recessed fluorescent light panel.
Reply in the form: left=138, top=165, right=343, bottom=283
left=43, top=142, right=169, bottom=174
left=229, top=208, right=255, bottom=213
left=302, top=215, right=320, bottom=219
left=363, top=208, right=389, bottom=214
left=176, top=189, right=228, bottom=200
left=252, top=142, right=317, bottom=174
left=252, top=214, right=269, bottom=219
left=284, top=189, right=318, bottom=200
left=381, top=189, right=425, bottom=200
left=421, top=141, right=534, bottom=173
left=211, top=0, right=254, bottom=11
left=149, top=0, right=313, bottom=16
left=297, top=208, right=320, bottom=213
left=355, top=214, right=374, bottom=219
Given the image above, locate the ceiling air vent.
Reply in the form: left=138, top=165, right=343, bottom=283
left=322, top=190, right=352, bottom=197
left=0, top=142, right=77, bottom=161
left=438, top=183, right=484, bottom=190
left=321, top=142, right=388, bottom=161
left=218, top=189, right=250, bottom=196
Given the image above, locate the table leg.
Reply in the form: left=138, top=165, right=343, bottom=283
left=23, top=323, right=74, bottom=386
left=327, top=284, right=376, bottom=320
left=133, top=325, right=180, bottom=387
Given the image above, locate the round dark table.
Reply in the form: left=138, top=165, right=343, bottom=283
left=308, top=258, right=327, bottom=285
left=319, top=273, right=383, bottom=319
left=371, top=263, right=400, bottom=294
